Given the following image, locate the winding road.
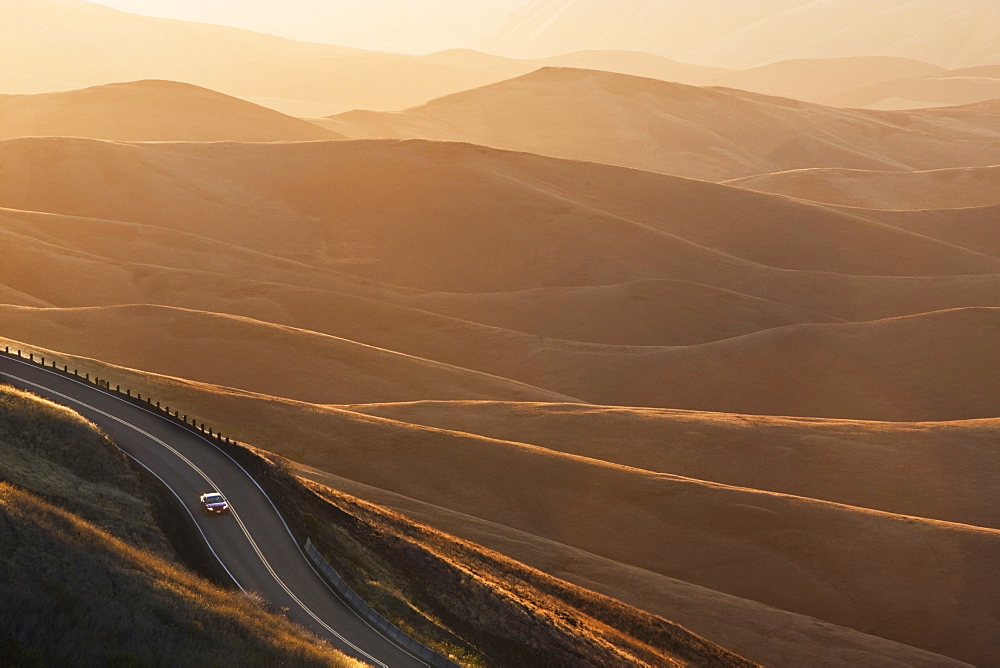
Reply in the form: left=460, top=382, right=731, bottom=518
left=0, top=352, right=427, bottom=668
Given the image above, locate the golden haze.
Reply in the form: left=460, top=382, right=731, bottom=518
left=2, top=1, right=1000, bottom=666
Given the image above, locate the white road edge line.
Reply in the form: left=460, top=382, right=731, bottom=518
left=3, top=355, right=432, bottom=667
left=123, top=451, right=247, bottom=593
left=1, top=365, right=389, bottom=668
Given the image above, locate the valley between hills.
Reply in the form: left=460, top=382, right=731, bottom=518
left=2, top=1, right=1000, bottom=666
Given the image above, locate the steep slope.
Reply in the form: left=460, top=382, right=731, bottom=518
left=0, top=80, right=343, bottom=141
left=326, top=68, right=1000, bottom=181
left=0, top=487, right=363, bottom=667
left=0, top=386, right=361, bottom=667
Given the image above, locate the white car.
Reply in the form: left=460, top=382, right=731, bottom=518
left=199, top=492, right=229, bottom=515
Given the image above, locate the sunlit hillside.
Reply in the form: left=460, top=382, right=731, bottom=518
left=3, top=1, right=999, bottom=666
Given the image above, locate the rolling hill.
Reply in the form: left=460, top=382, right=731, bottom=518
left=7, top=1, right=996, bottom=116
left=324, top=68, right=1000, bottom=181
left=5, top=1, right=999, bottom=666
left=727, top=165, right=1000, bottom=210
left=4, top=137, right=999, bottom=284
left=0, top=304, right=576, bottom=405
left=1, top=343, right=993, bottom=666
left=0, top=80, right=343, bottom=141
left=5, top=303, right=997, bottom=421
left=2, top=94, right=998, bottom=663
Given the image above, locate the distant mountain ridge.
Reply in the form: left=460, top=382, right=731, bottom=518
left=485, top=0, right=1000, bottom=68
left=324, top=67, right=1000, bottom=181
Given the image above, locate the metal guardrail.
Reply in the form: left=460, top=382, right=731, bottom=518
left=1, top=345, right=459, bottom=667
left=304, top=539, right=459, bottom=668
left=1, top=346, right=238, bottom=445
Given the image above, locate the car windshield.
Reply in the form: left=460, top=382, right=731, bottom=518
left=204, top=494, right=225, bottom=504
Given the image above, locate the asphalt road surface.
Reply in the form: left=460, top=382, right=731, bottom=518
left=0, top=352, right=427, bottom=668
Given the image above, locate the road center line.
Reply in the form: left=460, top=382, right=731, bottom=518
left=2, top=368, right=387, bottom=668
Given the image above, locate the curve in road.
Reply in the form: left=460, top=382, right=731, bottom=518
left=0, top=352, right=428, bottom=668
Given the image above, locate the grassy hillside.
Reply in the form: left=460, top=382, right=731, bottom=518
left=0, top=385, right=362, bottom=667
left=0, top=381, right=757, bottom=666
left=0, top=385, right=171, bottom=555
left=226, top=441, right=756, bottom=667
left=3, top=347, right=984, bottom=665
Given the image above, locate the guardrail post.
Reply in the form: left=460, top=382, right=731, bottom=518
left=29, top=353, right=33, bottom=361
left=302, top=539, right=459, bottom=667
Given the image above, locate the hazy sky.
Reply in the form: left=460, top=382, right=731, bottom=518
left=81, top=0, right=1000, bottom=67
left=86, top=0, right=524, bottom=53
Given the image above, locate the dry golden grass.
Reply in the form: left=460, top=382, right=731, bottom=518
left=2, top=73, right=998, bottom=667
left=3, top=138, right=999, bottom=327
left=0, top=385, right=172, bottom=554
left=0, top=484, right=364, bottom=668
left=4, top=345, right=993, bottom=665
left=297, top=463, right=970, bottom=668
left=0, top=385, right=364, bottom=667
left=0, top=375, right=756, bottom=666
left=4, top=303, right=1000, bottom=421
left=227, top=443, right=756, bottom=667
